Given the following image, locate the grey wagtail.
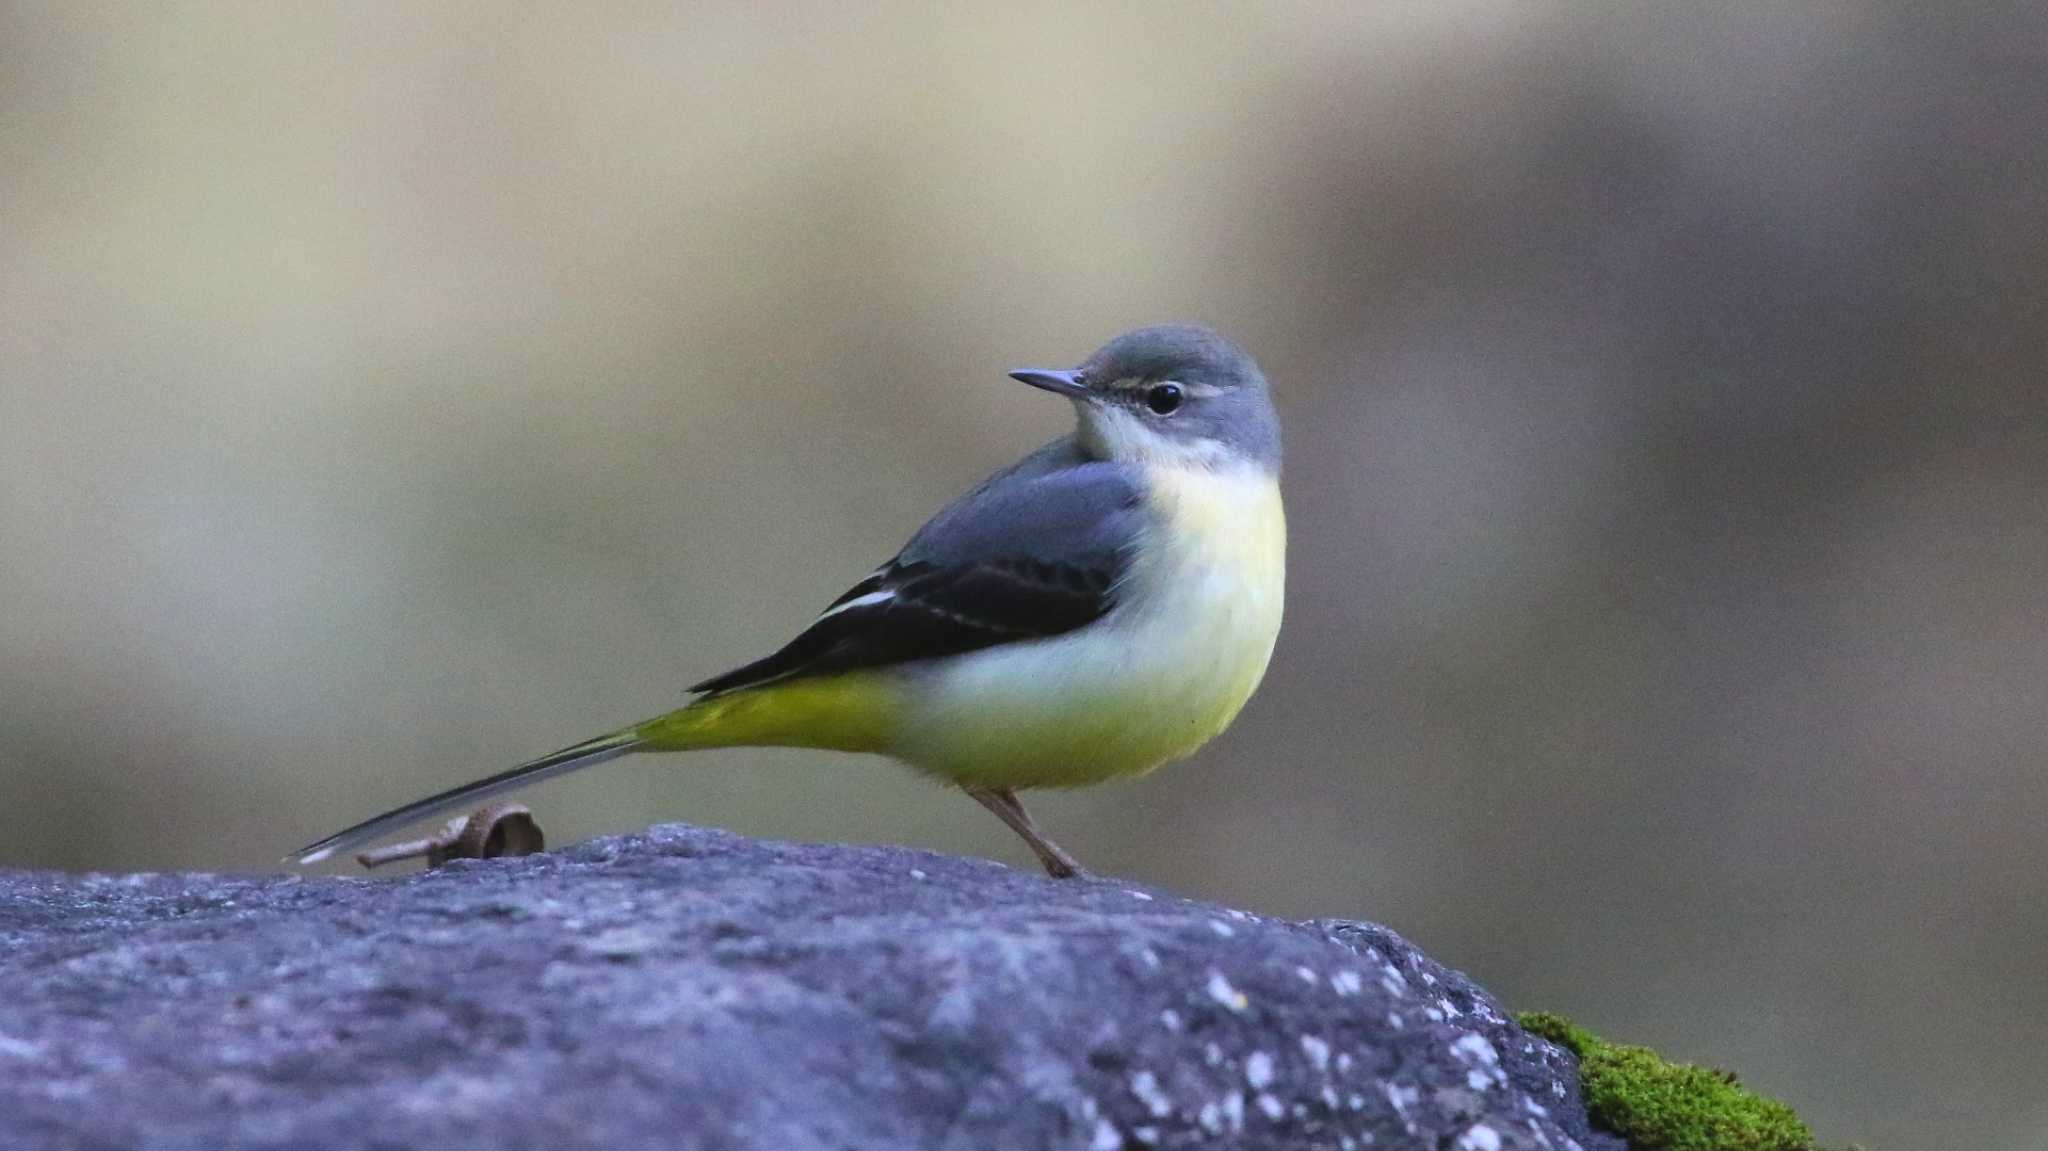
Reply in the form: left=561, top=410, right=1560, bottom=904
left=293, top=324, right=1284, bottom=877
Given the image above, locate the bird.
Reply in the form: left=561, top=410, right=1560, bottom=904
left=292, top=324, right=1284, bottom=878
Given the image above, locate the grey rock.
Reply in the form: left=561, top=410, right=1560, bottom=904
left=0, top=825, right=1625, bottom=1151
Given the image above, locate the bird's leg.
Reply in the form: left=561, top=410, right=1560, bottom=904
left=964, top=785, right=1083, bottom=879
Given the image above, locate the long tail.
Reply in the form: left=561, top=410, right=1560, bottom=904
left=290, top=730, right=641, bottom=864
left=289, top=673, right=901, bottom=866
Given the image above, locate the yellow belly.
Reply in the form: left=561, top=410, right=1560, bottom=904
left=886, top=465, right=1285, bottom=789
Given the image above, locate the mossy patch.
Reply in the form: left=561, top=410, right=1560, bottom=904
left=1517, top=1011, right=1816, bottom=1151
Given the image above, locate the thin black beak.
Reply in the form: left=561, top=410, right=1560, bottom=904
left=1007, top=368, right=1090, bottom=398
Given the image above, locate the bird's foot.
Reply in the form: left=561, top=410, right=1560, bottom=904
left=964, top=785, right=1086, bottom=879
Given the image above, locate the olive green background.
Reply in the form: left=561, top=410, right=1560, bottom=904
left=4, top=7, right=2043, bottom=1149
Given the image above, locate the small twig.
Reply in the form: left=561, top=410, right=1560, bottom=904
left=355, top=803, right=545, bottom=870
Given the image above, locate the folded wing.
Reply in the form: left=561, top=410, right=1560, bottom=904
left=691, top=440, right=1144, bottom=695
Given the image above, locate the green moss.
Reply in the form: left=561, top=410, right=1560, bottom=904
left=1517, top=1011, right=1815, bottom=1151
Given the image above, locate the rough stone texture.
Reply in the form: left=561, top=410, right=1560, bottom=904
left=0, top=825, right=1626, bottom=1151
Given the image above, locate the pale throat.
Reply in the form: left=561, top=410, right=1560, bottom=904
left=1121, top=456, right=1287, bottom=635
left=1076, top=407, right=1251, bottom=473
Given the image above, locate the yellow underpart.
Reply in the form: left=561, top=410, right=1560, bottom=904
left=634, top=461, right=1284, bottom=793
left=634, top=672, right=905, bottom=754
left=888, top=462, right=1286, bottom=790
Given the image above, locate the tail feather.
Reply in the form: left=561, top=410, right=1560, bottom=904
left=290, top=730, right=641, bottom=865
left=289, top=674, right=901, bottom=867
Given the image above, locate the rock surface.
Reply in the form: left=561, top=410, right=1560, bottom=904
left=0, top=825, right=1625, bottom=1151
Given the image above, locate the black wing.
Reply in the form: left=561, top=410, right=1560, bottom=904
left=690, top=440, right=1143, bottom=695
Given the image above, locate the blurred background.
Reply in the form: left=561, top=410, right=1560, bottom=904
left=3, top=4, right=2043, bottom=1147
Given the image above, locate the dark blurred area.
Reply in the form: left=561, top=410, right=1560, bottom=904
left=3, top=6, right=2043, bottom=1148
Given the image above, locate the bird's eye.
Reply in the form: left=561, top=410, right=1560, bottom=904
left=1145, top=383, right=1184, bottom=415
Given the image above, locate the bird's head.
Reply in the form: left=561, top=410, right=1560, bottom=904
left=1009, top=324, right=1279, bottom=474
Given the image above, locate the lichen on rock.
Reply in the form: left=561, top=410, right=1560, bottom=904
left=2, top=824, right=1631, bottom=1150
